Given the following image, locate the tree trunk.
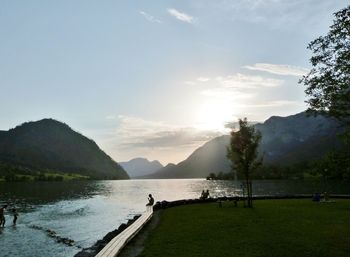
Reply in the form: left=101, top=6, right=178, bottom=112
left=245, top=172, right=252, bottom=208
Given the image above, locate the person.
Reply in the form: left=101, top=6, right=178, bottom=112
left=200, top=190, right=210, bottom=200
left=205, top=189, right=210, bottom=199
left=200, top=190, right=206, bottom=199
left=324, top=191, right=330, bottom=202
left=146, top=194, right=154, bottom=206
left=312, top=193, right=321, bottom=202
left=0, top=205, right=8, bottom=227
left=12, top=208, right=18, bottom=226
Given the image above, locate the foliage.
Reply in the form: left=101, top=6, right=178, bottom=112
left=300, top=5, right=350, bottom=140
left=207, top=150, right=350, bottom=181
left=227, top=118, right=262, bottom=207
left=139, top=200, right=350, bottom=257
left=311, top=151, right=350, bottom=180
left=0, top=162, right=90, bottom=182
left=206, top=171, right=235, bottom=180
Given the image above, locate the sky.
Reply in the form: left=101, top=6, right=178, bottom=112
left=0, top=0, right=349, bottom=165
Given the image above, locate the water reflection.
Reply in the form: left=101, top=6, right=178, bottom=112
left=0, top=181, right=108, bottom=208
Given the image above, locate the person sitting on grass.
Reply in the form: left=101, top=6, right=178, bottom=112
left=205, top=189, right=210, bottom=199
left=200, top=190, right=210, bottom=200
left=312, top=193, right=321, bottom=202
left=200, top=190, right=206, bottom=199
left=323, top=191, right=330, bottom=202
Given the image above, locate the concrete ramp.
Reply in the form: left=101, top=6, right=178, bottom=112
left=95, top=209, right=153, bottom=257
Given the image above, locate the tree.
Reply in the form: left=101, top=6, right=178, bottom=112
left=300, top=5, right=350, bottom=140
left=227, top=118, right=262, bottom=208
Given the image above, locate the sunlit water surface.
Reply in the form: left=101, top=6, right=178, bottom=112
left=0, top=179, right=349, bottom=257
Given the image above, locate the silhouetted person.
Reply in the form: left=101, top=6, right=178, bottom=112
left=312, top=193, right=321, bottom=202
left=200, top=190, right=206, bottom=199
left=12, top=208, right=18, bottom=226
left=0, top=205, right=8, bottom=227
left=324, top=191, right=330, bottom=202
left=201, top=190, right=210, bottom=200
left=205, top=189, right=210, bottom=199
left=146, top=194, right=154, bottom=206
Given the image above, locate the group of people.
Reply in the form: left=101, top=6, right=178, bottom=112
left=312, top=192, right=330, bottom=202
left=0, top=204, right=18, bottom=227
left=200, top=190, right=210, bottom=200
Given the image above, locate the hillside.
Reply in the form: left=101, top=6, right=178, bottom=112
left=0, top=119, right=129, bottom=180
left=143, top=136, right=231, bottom=179
left=119, top=158, right=163, bottom=178
left=145, top=112, right=345, bottom=179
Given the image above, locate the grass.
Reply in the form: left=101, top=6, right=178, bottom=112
left=139, top=199, right=350, bottom=257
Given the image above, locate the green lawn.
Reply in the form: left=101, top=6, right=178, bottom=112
left=139, top=199, right=350, bottom=257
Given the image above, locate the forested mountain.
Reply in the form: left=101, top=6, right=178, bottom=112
left=145, top=112, right=345, bottom=179
left=119, top=158, right=163, bottom=178
left=0, top=119, right=129, bottom=180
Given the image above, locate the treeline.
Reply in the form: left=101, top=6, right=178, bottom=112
left=207, top=151, right=350, bottom=181
left=0, top=162, right=90, bottom=182
left=4, top=173, right=65, bottom=182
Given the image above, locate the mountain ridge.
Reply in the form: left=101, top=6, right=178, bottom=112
left=144, top=112, right=345, bottom=179
left=119, top=157, right=163, bottom=178
left=0, top=118, right=129, bottom=180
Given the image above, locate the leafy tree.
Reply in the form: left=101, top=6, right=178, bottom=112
left=227, top=118, right=262, bottom=207
left=300, top=5, right=350, bottom=140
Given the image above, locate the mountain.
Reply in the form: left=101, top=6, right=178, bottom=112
left=119, top=158, right=163, bottom=178
left=145, top=112, right=345, bottom=179
left=143, top=136, right=231, bottom=179
left=255, top=112, right=343, bottom=164
left=0, top=119, right=129, bottom=180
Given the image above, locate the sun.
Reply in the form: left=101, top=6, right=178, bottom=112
left=194, top=100, right=239, bottom=131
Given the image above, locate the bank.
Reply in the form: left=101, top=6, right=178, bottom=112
left=126, top=198, right=350, bottom=257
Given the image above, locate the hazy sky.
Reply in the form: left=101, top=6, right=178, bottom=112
left=1, top=1, right=348, bottom=164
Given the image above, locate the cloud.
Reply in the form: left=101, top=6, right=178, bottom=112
left=200, top=0, right=339, bottom=29
left=105, top=115, right=116, bottom=120
left=116, top=115, right=221, bottom=149
left=167, top=8, right=194, bottom=23
left=238, top=100, right=304, bottom=108
left=197, top=77, right=210, bottom=82
left=200, top=88, right=254, bottom=100
left=185, top=73, right=283, bottom=102
left=244, top=63, right=309, bottom=76
left=188, top=73, right=283, bottom=89
left=139, top=11, right=162, bottom=23
left=184, top=81, right=197, bottom=85
left=215, top=73, right=283, bottom=88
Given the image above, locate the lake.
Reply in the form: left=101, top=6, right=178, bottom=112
left=0, top=179, right=349, bottom=257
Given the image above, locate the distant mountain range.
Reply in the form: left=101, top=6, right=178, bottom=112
left=144, top=112, right=345, bottom=179
left=119, top=158, right=163, bottom=178
left=0, top=119, right=129, bottom=180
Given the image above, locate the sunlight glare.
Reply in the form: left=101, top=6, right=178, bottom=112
left=194, top=100, right=239, bottom=131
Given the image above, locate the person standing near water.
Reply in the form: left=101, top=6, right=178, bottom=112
left=0, top=204, right=8, bottom=227
left=12, top=208, right=18, bottom=226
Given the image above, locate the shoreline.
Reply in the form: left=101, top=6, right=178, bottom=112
left=77, top=194, right=350, bottom=257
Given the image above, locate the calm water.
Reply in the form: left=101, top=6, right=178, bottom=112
left=0, top=179, right=349, bottom=257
